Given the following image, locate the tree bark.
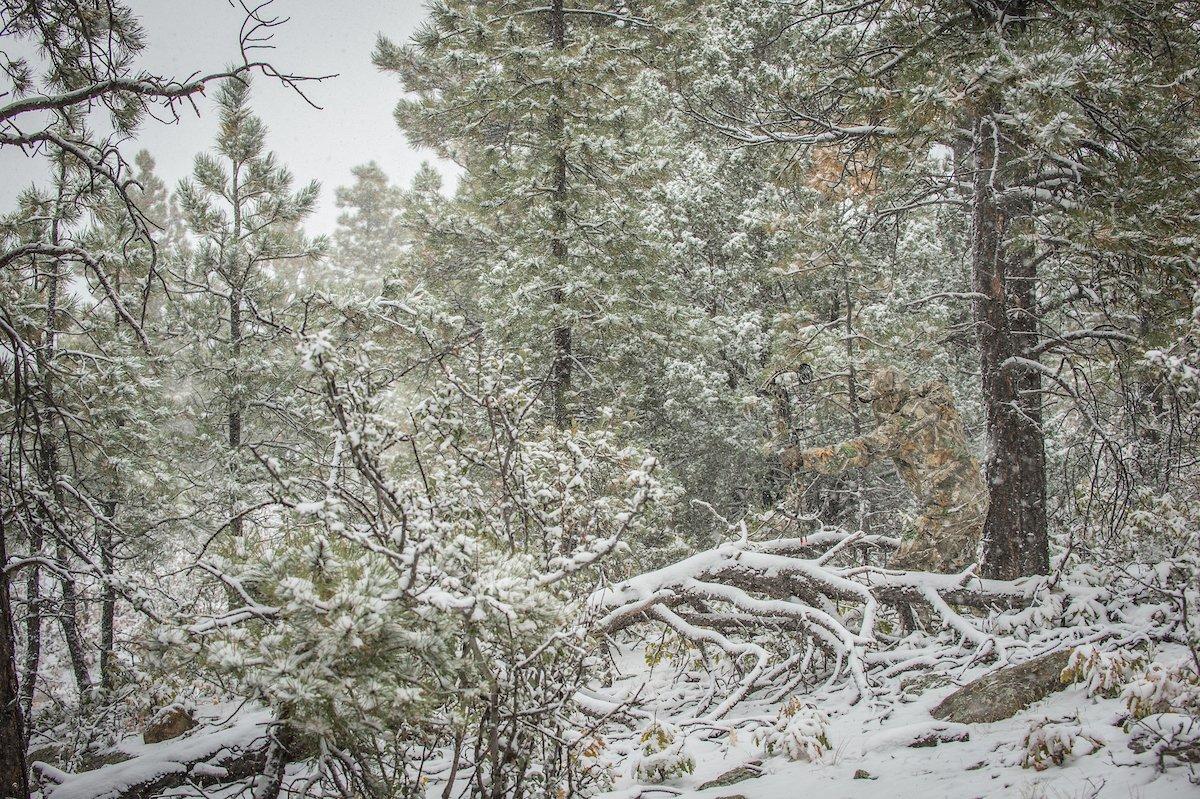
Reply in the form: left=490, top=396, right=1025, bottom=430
left=228, top=163, right=245, bottom=543
left=969, top=9, right=1049, bottom=579
left=19, top=525, right=41, bottom=729
left=548, top=0, right=572, bottom=428
left=55, top=537, right=92, bottom=698
left=41, top=159, right=94, bottom=699
left=249, top=724, right=291, bottom=799
left=0, top=517, right=31, bottom=799
left=1008, top=218, right=1049, bottom=576
left=98, top=499, right=117, bottom=695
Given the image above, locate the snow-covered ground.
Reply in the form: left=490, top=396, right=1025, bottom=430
left=31, top=646, right=1197, bottom=799
left=593, top=644, right=1198, bottom=799
left=36, top=705, right=271, bottom=799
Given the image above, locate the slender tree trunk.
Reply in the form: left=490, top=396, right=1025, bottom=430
left=0, top=516, right=30, bottom=799
left=842, top=271, right=870, bottom=533
left=98, top=499, right=116, bottom=695
left=55, top=537, right=92, bottom=698
left=250, top=722, right=292, bottom=799
left=19, top=525, right=41, bottom=729
left=41, top=161, right=93, bottom=699
left=228, top=165, right=244, bottom=543
left=228, top=284, right=243, bottom=541
left=548, top=0, right=572, bottom=428
left=969, top=60, right=1048, bottom=579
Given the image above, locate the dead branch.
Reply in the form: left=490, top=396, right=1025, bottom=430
left=589, top=531, right=1036, bottom=717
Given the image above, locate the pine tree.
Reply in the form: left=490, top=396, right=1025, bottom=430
left=330, top=161, right=406, bottom=291
left=175, top=76, right=323, bottom=552
left=76, top=150, right=181, bottom=699
left=658, top=0, right=1200, bottom=578
left=0, top=1, right=326, bottom=779
left=376, top=0, right=670, bottom=427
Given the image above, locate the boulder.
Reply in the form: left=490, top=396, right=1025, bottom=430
left=143, top=705, right=197, bottom=744
left=697, top=761, right=762, bottom=791
left=931, top=649, right=1073, bottom=724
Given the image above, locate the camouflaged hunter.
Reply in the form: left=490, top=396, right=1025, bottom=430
left=782, top=367, right=986, bottom=573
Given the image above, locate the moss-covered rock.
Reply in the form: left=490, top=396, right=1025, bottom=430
left=931, top=649, right=1074, bottom=724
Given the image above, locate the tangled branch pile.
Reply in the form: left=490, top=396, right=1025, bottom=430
left=587, top=530, right=1198, bottom=721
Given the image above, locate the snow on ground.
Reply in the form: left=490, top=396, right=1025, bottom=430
left=31, top=649, right=1196, bottom=799
left=35, top=705, right=271, bottom=799
left=593, top=644, right=1198, bottom=799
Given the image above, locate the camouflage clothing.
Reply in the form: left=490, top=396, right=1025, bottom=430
left=784, top=367, right=986, bottom=573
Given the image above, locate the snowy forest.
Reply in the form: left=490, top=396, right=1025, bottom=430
left=2, top=0, right=1200, bottom=797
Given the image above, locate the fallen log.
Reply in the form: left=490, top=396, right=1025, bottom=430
left=588, top=531, right=1036, bottom=716
left=33, top=710, right=274, bottom=799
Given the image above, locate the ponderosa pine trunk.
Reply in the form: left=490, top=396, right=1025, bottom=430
left=969, top=18, right=1050, bottom=579
left=0, top=518, right=30, bottom=799
left=98, top=499, right=117, bottom=695
left=228, top=163, right=245, bottom=543
left=41, top=162, right=94, bottom=699
left=19, top=524, right=41, bottom=728
left=548, top=0, right=572, bottom=429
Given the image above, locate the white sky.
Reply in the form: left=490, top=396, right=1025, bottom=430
left=0, top=0, right=453, bottom=234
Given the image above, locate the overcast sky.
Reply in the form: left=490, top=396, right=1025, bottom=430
left=0, top=0, right=452, bottom=234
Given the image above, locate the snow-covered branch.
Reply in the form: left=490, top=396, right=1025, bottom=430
left=589, top=534, right=1034, bottom=715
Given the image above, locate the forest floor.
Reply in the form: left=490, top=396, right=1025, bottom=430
left=35, top=646, right=1199, bottom=799
left=593, top=643, right=1198, bottom=799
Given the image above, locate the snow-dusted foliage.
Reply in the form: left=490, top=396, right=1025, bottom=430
left=631, top=721, right=694, bottom=784
left=1019, top=714, right=1105, bottom=771
left=154, top=302, right=671, bottom=797
left=1062, top=645, right=1147, bottom=698
left=754, top=697, right=831, bottom=762
left=1122, top=659, right=1200, bottom=722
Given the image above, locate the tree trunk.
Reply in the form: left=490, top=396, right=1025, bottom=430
left=250, top=723, right=291, bottom=799
left=19, top=525, right=41, bottom=729
left=1009, top=225, right=1049, bottom=576
left=41, top=160, right=94, bottom=699
left=969, top=52, right=1048, bottom=579
left=228, top=283, right=243, bottom=542
left=98, top=499, right=117, bottom=695
left=55, top=537, right=92, bottom=699
left=0, top=518, right=31, bottom=799
left=228, top=164, right=244, bottom=543
left=548, top=0, right=572, bottom=428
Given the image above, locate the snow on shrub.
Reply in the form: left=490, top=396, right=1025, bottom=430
left=1122, top=658, right=1200, bottom=721
left=572, top=735, right=615, bottom=794
left=1127, top=713, right=1200, bottom=768
left=156, top=331, right=672, bottom=798
left=632, top=721, right=695, bottom=784
left=755, top=696, right=831, bottom=762
left=1020, top=714, right=1105, bottom=770
left=1061, top=644, right=1147, bottom=698
left=992, top=565, right=1114, bottom=640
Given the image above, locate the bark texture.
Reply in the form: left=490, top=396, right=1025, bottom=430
left=968, top=11, right=1049, bottom=579
left=548, top=0, right=572, bottom=429
left=0, top=523, right=31, bottom=799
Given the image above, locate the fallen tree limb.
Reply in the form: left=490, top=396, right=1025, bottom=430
left=33, top=711, right=274, bottom=799
left=588, top=531, right=1037, bottom=716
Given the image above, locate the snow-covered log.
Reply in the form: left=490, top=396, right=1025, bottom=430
left=588, top=531, right=1037, bottom=716
left=32, top=711, right=274, bottom=799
